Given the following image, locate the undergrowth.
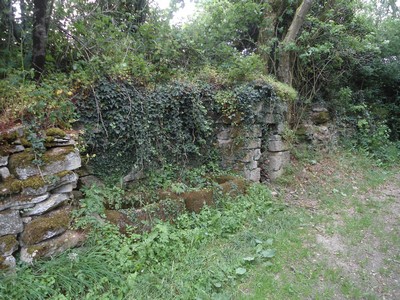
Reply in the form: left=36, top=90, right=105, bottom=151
left=0, top=183, right=291, bottom=300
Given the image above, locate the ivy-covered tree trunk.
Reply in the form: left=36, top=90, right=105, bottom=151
left=32, top=0, right=48, bottom=81
left=277, top=0, right=313, bottom=86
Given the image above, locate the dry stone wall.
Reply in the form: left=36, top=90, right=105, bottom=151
left=0, top=127, right=84, bottom=269
left=216, top=99, right=290, bottom=182
left=0, top=94, right=292, bottom=269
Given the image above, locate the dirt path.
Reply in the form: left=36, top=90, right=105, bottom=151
left=271, top=154, right=400, bottom=299
left=311, top=172, right=400, bottom=299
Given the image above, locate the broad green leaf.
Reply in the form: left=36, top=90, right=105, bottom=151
left=235, top=267, right=247, bottom=275
left=261, top=249, right=276, bottom=258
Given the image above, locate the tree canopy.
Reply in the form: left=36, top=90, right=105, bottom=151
left=0, top=0, right=399, bottom=142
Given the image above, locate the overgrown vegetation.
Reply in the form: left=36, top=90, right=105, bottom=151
left=1, top=0, right=398, bottom=159
left=1, top=146, right=397, bottom=299
left=0, top=179, right=284, bottom=299
left=77, top=79, right=284, bottom=179
left=1, top=0, right=400, bottom=298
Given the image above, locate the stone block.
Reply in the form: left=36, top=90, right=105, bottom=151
left=247, top=125, right=262, bottom=138
left=246, top=159, right=258, bottom=170
left=217, top=128, right=231, bottom=140
left=51, top=183, right=75, bottom=194
left=244, top=168, right=261, bottom=182
left=217, top=139, right=232, bottom=146
left=265, top=113, right=274, bottom=124
left=105, top=210, right=135, bottom=235
left=22, top=193, right=71, bottom=216
left=9, top=145, right=25, bottom=154
left=269, top=169, right=284, bottom=181
left=21, top=207, right=71, bottom=245
left=0, top=210, right=23, bottom=236
left=20, top=230, right=86, bottom=264
left=0, top=255, right=16, bottom=270
left=244, top=138, right=261, bottom=149
left=311, top=110, right=330, bottom=125
left=183, top=189, right=214, bottom=213
left=45, top=135, right=76, bottom=148
left=0, top=156, right=8, bottom=167
left=0, top=193, right=50, bottom=211
left=241, top=149, right=262, bottom=162
left=22, top=172, right=78, bottom=196
left=268, top=135, right=288, bottom=152
left=9, top=147, right=81, bottom=180
left=267, top=151, right=290, bottom=172
left=0, top=167, right=10, bottom=180
left=79, top=171, right=104, bottom=188
left=0, top=235, right=18, bottom=256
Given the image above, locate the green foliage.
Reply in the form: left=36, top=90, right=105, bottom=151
left=0, top=181, right=283, bottom=299
left=72, top=186, right=107, bottom=229
left=335, top=93, right=400, bottom=164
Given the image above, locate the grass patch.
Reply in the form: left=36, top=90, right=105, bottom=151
left=1, top=148, right=398, bottom=299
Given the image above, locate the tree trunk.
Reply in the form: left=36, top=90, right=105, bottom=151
left=32, top=0, right=48, bottom=81
left=388, top=0, right=399, bottom=17
left=277, top=0, right=313, bottom=86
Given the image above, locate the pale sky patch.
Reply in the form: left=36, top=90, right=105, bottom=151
left=153, top=0, right=197, bottom=25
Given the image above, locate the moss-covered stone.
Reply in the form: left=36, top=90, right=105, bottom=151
left=312, top=111, right=330, bottom=125
left=42, top=146, right=75, bottom=164
left=219, top=178, right=248, bottom=196
left=264, top=76, right=298, bottom=102
left=9, top=147, right=76, bottom=172
left=128, top=199, right=186, bottom=233
left=9, top=147, right=80, bottom=180
left=0, top=144, right=11, bottom=156
left=0, top=255, right=5, bottom=269
left=1, top=170, right=76, bottom=197
left=212, top=175, right=238, bottom=184
left=182, top=189, right=214, bottom=213
left=0, top=131, right=19, bottom=143
left=0, top=235, right=18, bottom=256
left=21, top=175, right=46, bottom=190
left=0, top=255, right=16, bottom=270
left=105, top=210, right=135, bottom=235
left=0, top=177, right=23, bottom=195
left=44, top=136, right=55, bottom=143
left=45, top=128, right=66, bottom=137
left=21, top=207, right=71, bottom=245
left=20, top=230, right=86, bottom=263
left=8, top=149, right=35, bottom=169
left=20, top=137, right=32, bottom=147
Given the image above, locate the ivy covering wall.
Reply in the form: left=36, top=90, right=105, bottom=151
left=77, top=79, right=283, bottom=179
